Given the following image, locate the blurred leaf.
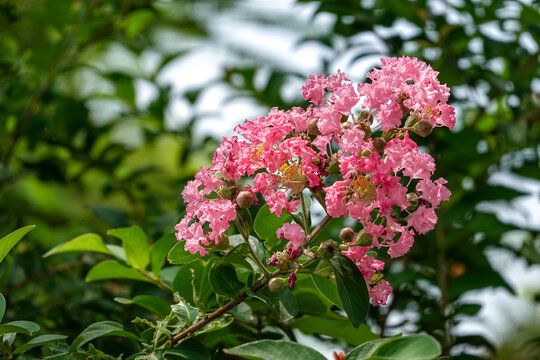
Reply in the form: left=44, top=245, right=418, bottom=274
left=150, top=233, right=176, bottom=277
left=0, top=225, right=35, bottom=263
left=108, top=226, right=150, bottom=270
left=292, top=315, right=378, bottom=345
left=0, top=293, right=5, bottom=322
left=43, top=233, right=111, bottom=257
left=115, top=295, right=171, bottom=317
left=89, top=206, right=132, bottom=228
left=86, top=260, right=152, bottom=283
left=224, top=340, right=326, bottom=360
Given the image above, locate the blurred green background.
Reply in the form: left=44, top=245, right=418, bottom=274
left=0, top=0, right=539, bottom=358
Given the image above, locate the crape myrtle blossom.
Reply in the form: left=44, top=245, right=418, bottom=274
left=175, top=56, right=453, bottom=306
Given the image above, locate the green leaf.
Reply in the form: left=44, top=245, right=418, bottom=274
left=171, top=299, right=200, bottom=327
left=291, top=194, right=312, bottom=230
left=209, top=262, right=245, bottom=298
left=224, top=340, right=326, bottom=360
left=248, top=287, right=297, bottom=321
left=292, top=315, right=378, bottom=346
left=229, top=235, right=266, bottom=264
left=370, top=335, right=442, bottom=360
left=167, top=242, right=198, bottom=265
left=151, top=233, right=177, bottom=277
left=86, top=260, right=152, bottom=283
left=166, top=339, right=211, bottom=359
left=108, top=226, right=150, bottom=270
left=197, top=314, right=233, bottom=335
left=346, top=338, right=388, bottom=359
left=72, top=321, right=140, bottom=351
left=13, top=334, right=67, bottom=355
left=0, top=293, right=5, bottom=322
left=0, top=225, right=35, bottom=263
left=330, top=253, right=369, bottom=328
left=173, top=260, right=206, bottom=306
left=115, top=295, right=171, bottom=317
left=254, top=205, right=292, bottom=247
left=43, top=233, right=111, bottom=257
left=0, top=321, right=40, bottom=336
left=311, top=274, right=343, bottom=309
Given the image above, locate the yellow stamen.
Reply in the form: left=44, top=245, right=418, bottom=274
left=278, top=161, right=306, bottom=194
left=349, top=174, right=376, bottom=204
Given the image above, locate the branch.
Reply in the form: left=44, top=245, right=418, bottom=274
left=167, top=269, right=280, bottom=347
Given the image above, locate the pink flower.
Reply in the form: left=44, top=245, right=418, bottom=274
left=277, top=223, right=305, bottom=249
left=408, top=205, right=438, bottom=234
left=387, top=230, right=415, bottom=258
left=369, top=280, right=392, bottom=306
left=331, top=82, right=359, bottom=115
left=302, top=74, right=326, bottom=105
left=417, top=178, right=451, bottom=208
left=266, top=191, right=298, bottom=216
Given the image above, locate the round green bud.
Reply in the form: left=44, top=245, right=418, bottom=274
left=268, top=277, right=286, bottom=293
left=339, top=227, right=355, bottom=242
left=236, top=191, right=254, bottom=208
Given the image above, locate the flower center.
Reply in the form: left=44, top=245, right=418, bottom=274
left=278, top=160, right=306, bottom=194
left=349, top=174, right=376, bottom=204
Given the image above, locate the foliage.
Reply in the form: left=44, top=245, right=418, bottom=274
left=0, top=0, right=538, bottom=359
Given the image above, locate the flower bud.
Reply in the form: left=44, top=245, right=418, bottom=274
left=339, top=227, right=355, bottom=242
left=354, top=231, right=373, bottom=246
left=359, top=149, right=371, bottom=158
left=317, top=240, right=338, bottom=259
left=404, top=115, right=419, bottom=128
left=373, top=137, right=387, bottom=153
left=413, top=120, right=433, bottom=137
left=219, top=182, right=236, bottom=200
left=268, top=277, right=286, bottom=293
left=339, top=244, right=350, bottom=251
left=236, top=191, right=254, bottom=208
left=406, top=192, right=419, bottom=211
left=341, top=121, right=351, bottom=130
left=308, top=118, right=321, bottom=135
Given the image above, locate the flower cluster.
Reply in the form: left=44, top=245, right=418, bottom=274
left=176, top=56, right=453, bottom=306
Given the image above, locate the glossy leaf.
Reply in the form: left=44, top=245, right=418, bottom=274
left=0, top=225, right=35, bottom=263
left=171, top=299, right=200, bottom=327
left=248, top=287, right=297, bottom=321
left=108, top=226, right=150, bottom=270
left=167, top=242, right=199, bottom=265
left=209, top=262, right=245, bottom=298
left=0, top=321, right=40, bottom=336
left=43, top=233, right=111, bottom=257
left=253, top=205, right=292, bottom=246
left=14, top=334, right=67, bottom=355
left=347, top=335, right=442, bottom=360
left=224, top=340, right=326, bottom=360
left=330, top=253, right=369, bottom=328
left=73, top=321, right=140, bottom=351
left=311, top=274, right=343, bottom=309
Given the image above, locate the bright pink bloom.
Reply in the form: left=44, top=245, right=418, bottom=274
left=276, top=223, right=305, bottom=249
left=408, top=205, right=438, bottom=234
left=369, top=280, right=392, bottom=306
left=302, top=74, right=326, bottom=105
